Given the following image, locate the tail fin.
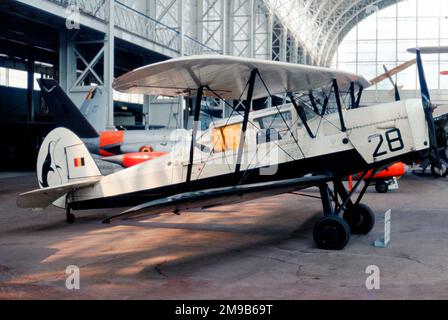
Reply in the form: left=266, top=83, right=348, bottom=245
left=37, top=79, right=99, bottom=138
left=18, top=127, right=101, bottom=210
left=37, top=127, right=101, bottom=188
left=80, top=86, right=108, bottom=132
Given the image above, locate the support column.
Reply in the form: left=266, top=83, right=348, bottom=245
left=143, top=96, right=151, bottom=130
left=280, top=27, right=287, bottom=62
left=27, top=59, right=34, bottom=122
left=59, top=31, right=76, bottom=93
left=104, top=0, right=115, bottom=130
left=178, top=0, right=184, bottom=56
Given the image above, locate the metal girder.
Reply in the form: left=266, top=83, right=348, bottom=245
left=264, top=0, right=402, bottom=67
left=199, top=0, right=225, bottom=52
left=230, top=0, right=255, bottom=57
left=322, top=0, right=402, bottom=66
left=254, top=0, right=272, bottom=60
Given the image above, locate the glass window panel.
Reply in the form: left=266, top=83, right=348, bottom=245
left=396, top=66, right=417, bottom=90
left=398, top=0, right=417, bottom=18
left=440, top=16, right=448, bottom=40
left=423, top=61, right=440, bottom=89
left=337, top=63, right=357, bottom=74
left=441, top=62, right=448, bottom=89
left=378, top=40, right=397, bottom=62
left=397, top=16, right=417, bottom=39
left=417, top=17, right=439, bottom=40
left=0, top=68, right=6, bottom=86
left=418, top=0, right=440, bottom=17
left=378, top=17, right=397, bottom=40
left=358, top=63, right=377, bottom=82
left=357, top=16, right=377, bottom=40
left=397, top=40, right=418, bottom=61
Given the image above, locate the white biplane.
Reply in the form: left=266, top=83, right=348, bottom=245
left=17, top=50, right=445, bottom=250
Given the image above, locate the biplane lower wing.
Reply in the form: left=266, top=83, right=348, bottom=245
left=103, top=175, right=332, bottom=223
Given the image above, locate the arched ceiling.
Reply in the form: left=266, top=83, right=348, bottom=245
left=267, top=0, right=404, bottom=67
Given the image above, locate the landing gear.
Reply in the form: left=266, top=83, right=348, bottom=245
left=314, top=173, right=376, bottom=250
left=375, top=180, right=389, bottom=193
left=66, top=205, right=75, bottom=224
left=343, top=203, right=375, bottom=235
left=431, top=162, right=448, bottom=178
left=313, top=215, right=350, bottom=250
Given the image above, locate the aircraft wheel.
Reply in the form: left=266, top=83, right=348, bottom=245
left=343, top=203, right=375, bottom=235
left=375, top=180, right=389, bottom=193
left=313, top=216, right=350, bottom=250
left=431, top=162, right=448, bottom=178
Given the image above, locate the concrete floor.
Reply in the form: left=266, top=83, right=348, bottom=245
left=1, top=172, right=448, bottom=299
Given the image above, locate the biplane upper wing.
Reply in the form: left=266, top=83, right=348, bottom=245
left=103, top=175, right=332, bottom=223
left=408, top=47, right=448, bottom=54
left=112, top=55, right=370, bottom=100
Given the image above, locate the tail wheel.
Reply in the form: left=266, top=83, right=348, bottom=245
left=375, top=180, right=389, bottom=193
left=313, top=216, right=350, bottom=250
left=431, top=162, right=448, bottom=178
left=343, top=203, right=375, bottom=235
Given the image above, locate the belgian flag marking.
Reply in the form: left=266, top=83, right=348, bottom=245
left=74, top=157, right=85, bottom=167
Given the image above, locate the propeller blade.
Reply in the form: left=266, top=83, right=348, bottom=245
left=416, top=50, right=431, bottom=106
left=416, top=49, right=442, bottom=169
left=382, top=65, right=401, bottom=101
left=370, top=59, right=416, bottom=85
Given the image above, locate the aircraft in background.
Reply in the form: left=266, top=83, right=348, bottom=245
left=18, top=52, right=446, bottom=250
left=37, top=79, right=186, bottom=168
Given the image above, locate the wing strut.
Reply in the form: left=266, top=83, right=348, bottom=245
left=186, top=86, right=204, bottom=184
left=321, top=94, right=329, bottom=116
left=235, top=69, right=257, bottom=175
left=308, top=90, right=320, bottom=114
left=288, top=92, right=315, bottom=138
left=349, top=82, right=356, bottom=109
left=354, top=86, right=363, bottom=109
left=332, top=79, right=346, bottom=132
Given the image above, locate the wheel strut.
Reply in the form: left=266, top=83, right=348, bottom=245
left=66, top=205, right=75, bottom=224
left=314, top=172, right=377, bottom=249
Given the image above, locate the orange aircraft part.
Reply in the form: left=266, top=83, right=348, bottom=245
left=354, top=162, right=406, bottom=180
left=99, top=131, right=124, bottom=156
left=121, top=152, right=167, bottom=168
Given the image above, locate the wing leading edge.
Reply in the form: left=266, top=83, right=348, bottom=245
left=103, top=175, right=332, bottom=223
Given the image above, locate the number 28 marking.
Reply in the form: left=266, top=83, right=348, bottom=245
left=369, top=128, right=404, bottom=158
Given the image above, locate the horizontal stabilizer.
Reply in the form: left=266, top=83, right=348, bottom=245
left=17, top=177, right=101, bottom=209
left=104, top=175, right=331, bottom=223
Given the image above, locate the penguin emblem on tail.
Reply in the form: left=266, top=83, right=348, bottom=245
left=39, top=139, right=62, bottom=188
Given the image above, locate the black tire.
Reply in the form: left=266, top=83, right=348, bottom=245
left=343, top=203, right=375, bottom=235
left=66, top=213, right=75, bottom=224
left=375, top=180, right=389, bottom=193
left=431, top=162, right=448, bottom=178
left=313, top=215, right=350, bottom=250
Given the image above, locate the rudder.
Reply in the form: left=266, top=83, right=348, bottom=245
left=37, top=127, right=101, bottom=191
